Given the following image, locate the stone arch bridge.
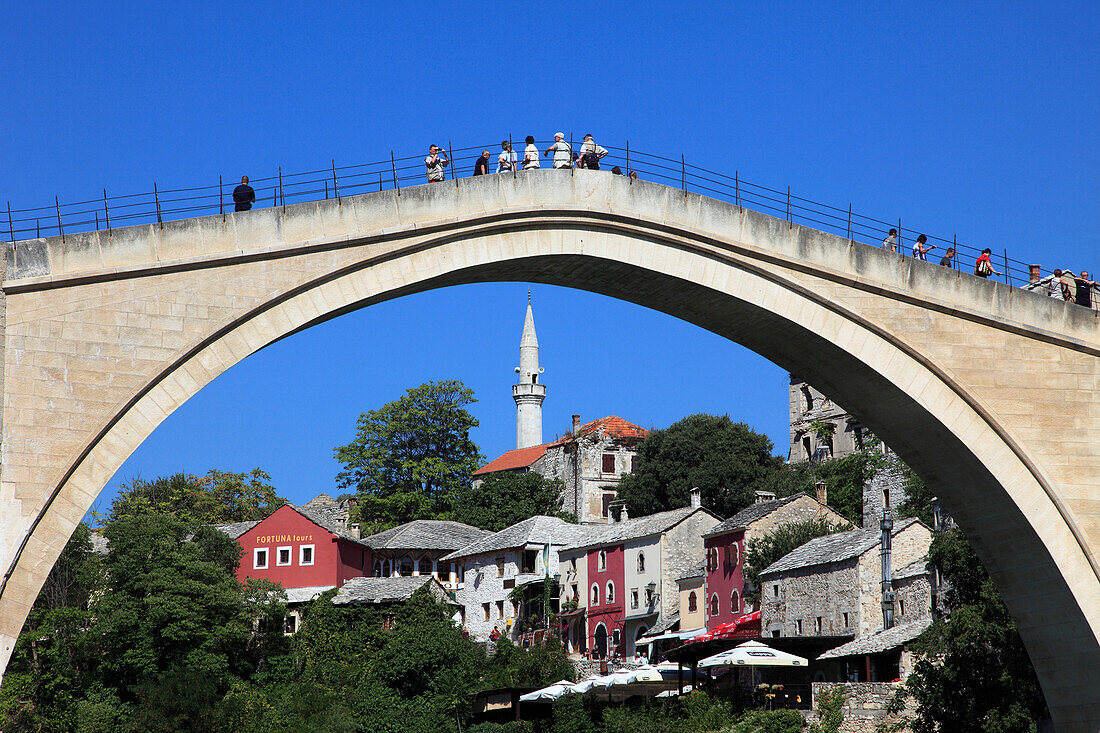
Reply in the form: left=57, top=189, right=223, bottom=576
left=0, top=172, right=1098, bottom=729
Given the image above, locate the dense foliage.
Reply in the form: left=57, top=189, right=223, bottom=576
left=903, top=529, right=1048, bottom=732
left=742, top=517, right=851, bottom=604
left=334, top=380, right=484, bottom=527
left=109, top=468, right=285, bottom=524
left=617, top=415, right=790, bottom=518
left=453, top=473, right=572, bottom=531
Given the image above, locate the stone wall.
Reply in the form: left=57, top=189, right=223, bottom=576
left=744, top=495, right=849, bottom=547
left=763, top=559, right=860, bottom=638
left=856, top=522, right=931, bottom=635
left=863, top=454, right=911, bottom=528
left=454, top=544, right=565, bottom=642
left=807, top=682, right=916, bottom=733
left=662, top=510, right=719, bottom=620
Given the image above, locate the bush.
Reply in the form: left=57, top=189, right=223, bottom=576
left=725, top=708, right=806, bottom=733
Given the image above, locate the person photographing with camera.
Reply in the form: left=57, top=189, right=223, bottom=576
left=425, top=144, right=449, bottom=182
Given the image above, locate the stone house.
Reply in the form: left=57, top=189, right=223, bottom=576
left=676, top=569, right=706, bottom=634
left=440, top=516, right=591, bottom=642
left=474, top=415, right=648, bottom=524
left=701, top=489, right=848, bottom=630
left=362, top=520, right=491, bottom=593
left=758, top=517, right=933, bottom=680
left=787, top=377, right=868, bottom=462
left=557, top=491, right=719, bottom=658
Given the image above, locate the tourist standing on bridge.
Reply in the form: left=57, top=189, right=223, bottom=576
left=425, top=145, right=449, bottom=182
left=497, top=140, right=517, bottom=173
left=881, top=229, right=898, bottom=253
left=544, top=132, right=572, bottom=169
left=579, top=134, right=608, bottom=169
left=939, top=247, right=956, bottom=267
left=522, top=136, right=540, bottom=170
left=1074, top=271, right=1098, bottom=308
left=233, top=176, right=256, bottom=212
left=974, top=248, right=1001, bottom=278
left=912, top=234, right=935, bottom=261
left=473, top=150, right=491, bottom=176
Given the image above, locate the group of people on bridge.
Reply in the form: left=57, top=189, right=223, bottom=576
left=425, top=134, right=638, bottom=182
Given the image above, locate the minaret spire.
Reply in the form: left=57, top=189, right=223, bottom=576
left=513, top=294, right=546, bottom=449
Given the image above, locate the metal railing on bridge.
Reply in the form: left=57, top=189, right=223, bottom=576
left=0, top=140, right=1083, bottom=294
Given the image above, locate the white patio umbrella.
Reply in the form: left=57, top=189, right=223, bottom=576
left=697, top=640, right=808, bottom=669
left=518, top=680, right=575, bottom=701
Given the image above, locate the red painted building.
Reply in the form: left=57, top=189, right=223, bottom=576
left=225, top=504, right=372, bottom=589
left=585, top=543, right=624, bottom=657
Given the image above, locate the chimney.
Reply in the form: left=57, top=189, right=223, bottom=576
left=607, top=505, right=616, bottom=524
left=815, top=480, right=828, bottom=506
left=619, top=504, right=630, bottom=522
left=689, top=487, right=702, bottom=509
left=880, top=508, right=895, bottom=629
left=1029, top=264, right=1042, bottom=284
left=572, top=414, right=581, bottom=435
left=349, top=523, right=361, bottom=539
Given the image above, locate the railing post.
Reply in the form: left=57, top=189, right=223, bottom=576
left=7, top=202, right=13, bottom=245
left=333, top=159, right=341, bottom=204
left=626, top=140, right=631, bottom=183
left=898, top=218, right=902, bottom=254
left=379, top=171, right=382, bottom=191
left=1004, top=248, right=1011, bottom=285
left=154, top=182, right=163, bottom=227
left=55, top=196, right=64, bottom=242
left=36, top=219, right=40, bottom=238
left=391, top=151, right=400, bottom=195
left=449, top=141, right=458, bottom=187
left=787, top=187, right=792, bottom=226
left=681, top=154, right=686, bottom=196
left=279, top=167, right=285, bottom=214
left=104, top=189, right=111, bottom=233
left=219, top=175, right=224, bottom=221
left=953, top=234, right=957, bottom=269
left=570, top=134, right=574, bottom=177
left=95, top=211, right=99, bottom=231
left=847, top=204, right=852, bottom=240
left=735, top=171, right=740, bottom=208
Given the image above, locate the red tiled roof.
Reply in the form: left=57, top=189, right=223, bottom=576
left=474, top=443, right=552, bottom=475
left=549, top=415, right=648, bottom=446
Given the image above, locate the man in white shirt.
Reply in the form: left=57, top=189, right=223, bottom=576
left=544, top=132, right=572, bottom=169
left=522, top=135, right=540, bottom=170
left=425, top=145, right=448, bottom=182
left=497, top=140, right=518, bottom=173
left=579, top=134, right=608, bottom=169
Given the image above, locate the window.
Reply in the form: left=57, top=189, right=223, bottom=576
left=399, top=558, right=414, bottom=576
left=253, top=548, right=269, bottom=570
left=602, top=453, right=616, bottom=473
left=631, top=455, right=639, bottom=473
left=373, top=560, right=383, bottom=577
left=598, top=550, right=607, bottom=571
left=496, top=557, right=506, bottom=577
left=815, top=617, right=823, bottom=634
left=383, top=560, right=393, bottom=577
left=571, top=583, right=578, bottom=600
left=710, top=594, right=719, bottom=617
left=724, top=543, right=738, bottom=568
left=276, top=546, right=292, bottom=566
left=284, top=615, right=297, bottom=634
left=706, top=548, right=717, bottom=572
left=637, top=552, right=645, bottom=573
left=457, top=564, right=465, bottom=582
left=688, top=591, right=697, bottom=613
left=606, top=582, right=615, bottom=603
left=843, top=612, right=849, bottom=627
left=483, top=603, right=491, bottom=621
left=631, top=589, right=639, bottom=609
left=591, top=584, right=600, bottom=605
left=899, top=599, right=905, bottom=616
left=601, top=493, right=614, bottom=519
left=612, top=629, right=621, bottom=647
left=496, top=600, right=505, bottom=619
left=417, top=558, right=432, bottom=576
left=771, top=629, right=781, bottom=638
left=773, top=584, right=780, bottom=598
left=523, top=550, right=538, bottom=574
left=796, top=619, right=803, bottom=635
left=645, top=586, right=654, bottom=606
left=730, top=590, right=739, bottom=614
left=300, top=545, right=314, bottom=566
left=503, top=578, right=516, bottom=589
left=510, top=600, right=518, bottom=618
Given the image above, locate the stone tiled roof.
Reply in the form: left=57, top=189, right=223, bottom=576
left=364, top=520, right=491, bottom=552
left=562, top=506, right=714, bottom=551
left=214, top=519, right=261, bottom=539
left=330, top=576, right=437, bottom=605
left=549, top=416, right=648, bottom=446
left=703, top=494, right=809, bottom=537
left=676, top=563, right=706, bottom=581
left=894, top=558, right=931, bottom=580
left=817, top=618, right=932, bottom=659
left=645, top=611, right=680, bottom=636
left=474, top=443, right=553, bottom=475
left=291, top=504, right=373, bottom=547
left=760, top=517, right=922, bottom=577
left=441, top=516, right=593, bottom=561
left=303, top=493, right=336, bottom=508
left=283, top=585, right=336, bottom=604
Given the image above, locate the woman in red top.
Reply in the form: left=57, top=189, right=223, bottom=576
left=974, top=248, right=1001, bottom=278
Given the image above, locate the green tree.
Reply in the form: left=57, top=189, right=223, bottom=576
left=617, top=414, right=788, bottom=518
left=904, top=529, right=1048, bottom=732
left=743, top=517, right=851, bottom=604
left=335, top=380, right=484, bottom=526
left=453, top=473, right=570, bottom=531
left=109, top=468, right=284, bottom=524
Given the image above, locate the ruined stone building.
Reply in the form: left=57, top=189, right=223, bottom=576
left=474, top=299, right=648, bottom=523
left=787, top=377, right=868, bottom=463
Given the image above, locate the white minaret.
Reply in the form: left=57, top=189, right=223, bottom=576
left=513, top=292, right=546, bottom=449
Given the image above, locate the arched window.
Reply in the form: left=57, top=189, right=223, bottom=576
left=591, top=584, right=600, bottom=606
left=710, top=594, right=720, bottom=618
left=637, top=552, right=646, bottom=573
left=417, top=558, right=432, bottom=576
left=612, top=628, right=621, bottom=647
left=383, top=560, right=393, bottom=577
left=399, top=558, right=414, bottom=576
left=730, top=543, right=739, bottom=568
left=373, top=560, right=383, bottom=578
left=606, top=582, right=615, bottom=604
left=598, top=550, right=607, bottom=571
left=688, top=591, right=697, bottom=613
left=731, top=590, right=740, bottom=614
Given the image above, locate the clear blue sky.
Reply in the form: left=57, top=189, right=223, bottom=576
left=2, top=2, right=1097, bottom=512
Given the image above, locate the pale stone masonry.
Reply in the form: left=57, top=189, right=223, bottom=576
left=788, top=378, right=867, bottom=462
left=1, top=172, right=1099, bottom=727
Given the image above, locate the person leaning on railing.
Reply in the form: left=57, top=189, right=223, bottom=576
left=1073, top=271, right=1099, bottom=308
left=974, top=248, right=1001, bottom=278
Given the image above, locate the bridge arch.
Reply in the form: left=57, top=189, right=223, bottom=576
left=2, top=172, right=1099, bottom=728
